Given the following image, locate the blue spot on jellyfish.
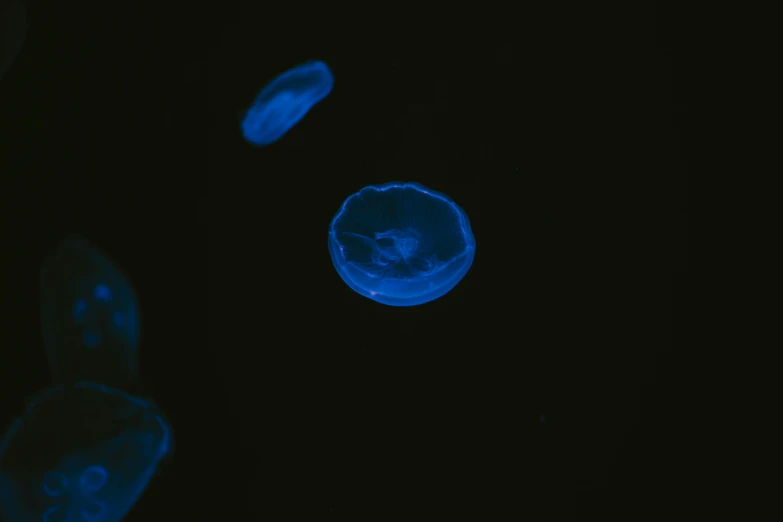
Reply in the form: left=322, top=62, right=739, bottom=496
left=39, top=235, right=140, bottom=389
left=0, top=0, right=27, bottom=81
left=240, top=60, right=334, bottom=146
left=0, top=382, right=172, bottom=522
left=328, top=182, right=476, bottom=306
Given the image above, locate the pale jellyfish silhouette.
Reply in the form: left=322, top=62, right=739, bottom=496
left=0, top=0, right=27, bottom=81
left=240, top=60, right=334, bottom=146
left=0, top=382, right=172, bottom=522
left=328, top=182, right=476, bottom=306
left=39, top=235, right=140, bottom=389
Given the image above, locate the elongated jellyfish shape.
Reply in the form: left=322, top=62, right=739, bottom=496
left=0, top=0, right=27, bottom=81
left=240, top=60, right=334, bottom=146
left=0, top=382, right=172, bottom=522
left=39, top=235, right=140, bottom=389
left=328, top=182, right=476, bottom=306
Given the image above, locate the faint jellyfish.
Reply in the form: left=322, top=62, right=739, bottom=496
left=240, top=60, right=334, bottom=146
left=328, top=182, right=476, bottom=306
left=0, top=0, right=27, bottom=81
left=39, top=235, right=140, bottom=389
left=0, top=382, right=172, bottom=522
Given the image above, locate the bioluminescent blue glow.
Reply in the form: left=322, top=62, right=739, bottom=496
left=328, top=182, right=476, bottom=306
left=39, top=235, right=140, bottom=388
left=0, top=0, right=27, bottom=81
left=0, top=382, right=172, bottom=522
left=240, top=60, right=334, bottom=146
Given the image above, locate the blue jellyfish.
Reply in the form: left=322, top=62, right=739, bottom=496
left=328, top=182, right=476, bottom=306
left=240, top=60, right=334, bottom=146
left=0, top=382, right=172, bottom=522
left=0, top=0, right=27, bottom=81
left=39, top=235, right=140, bottom=388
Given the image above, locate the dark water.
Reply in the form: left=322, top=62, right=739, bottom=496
left=0, top=2, right=687, bottom=520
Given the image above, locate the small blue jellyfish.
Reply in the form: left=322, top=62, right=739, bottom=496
left=0, top=382, right=172, bottom=522
left=328, top=182, right=476, bottom=306
left=240, top=60, right=334, bottom=146
left=39, top=235, right=140, bottom=388
left=0, top=0, right=27, bottom=81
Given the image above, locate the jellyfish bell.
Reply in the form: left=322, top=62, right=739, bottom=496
left=0, top=0, right=27, bottom=82
left=240, top=60, right=334, bottom=146
left=0, top=382, right=172, bottom=522
left=328, top=181, right=476, bottom=307
left=40, top=235, right=140, bottom=389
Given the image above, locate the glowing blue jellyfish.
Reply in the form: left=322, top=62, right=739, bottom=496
left=0, top=382, right=172, bottom=522
left=328, top=182, right=476, bottom=306
left=240, top=60, right=334, bottom=146
left=0, top=0, right=27, bottom=81
left=39, top=236, right=140, bottom=388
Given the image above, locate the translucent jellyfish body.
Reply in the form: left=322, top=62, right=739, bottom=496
left=240, top=60, right=334, bottom=146
left=0, top=0, right=27, bottom=81
left=0, top=382, right=172, bottom=522
left=328, top=182, right=476, bottom=306
left=39, top=235, right=140, bottom=388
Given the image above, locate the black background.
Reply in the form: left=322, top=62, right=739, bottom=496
left=1, top=1, right=687, bottom=520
